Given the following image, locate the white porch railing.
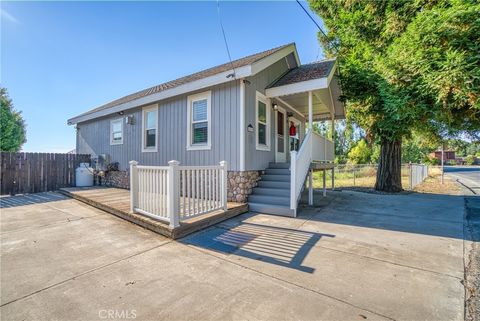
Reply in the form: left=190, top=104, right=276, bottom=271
left=129, top=160, right=228, bottom=228
left=290, top=130, right=334, bottom=215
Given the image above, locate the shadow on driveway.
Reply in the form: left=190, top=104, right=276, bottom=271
left=0, top=192, right=68, bottom=209
left=183, top=222, right=334, bottom=273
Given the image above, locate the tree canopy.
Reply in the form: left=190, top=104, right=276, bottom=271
left=0, top=88, right=26, bottom=152
left=309, top=0, right=480, bottom=191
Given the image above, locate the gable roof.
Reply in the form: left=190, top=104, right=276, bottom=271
left=68, top=43, right=298, bottom=124
left=267, top=59, right=336, bottom=89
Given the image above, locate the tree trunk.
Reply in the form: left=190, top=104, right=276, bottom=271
left=375, top=139, right=402, bottom=192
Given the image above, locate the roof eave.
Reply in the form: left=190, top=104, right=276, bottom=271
left=265, top=58, right=337, bottom=98
left=68, top=43, right=300, bottom=125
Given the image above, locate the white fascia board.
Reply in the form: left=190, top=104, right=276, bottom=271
left=327, top=60, right=338, bottom=86
left=250, top=44, right=300, bottom=76
left=265, top=77, right=328, bottom=98
left=68, top=65, right=252, bottom=125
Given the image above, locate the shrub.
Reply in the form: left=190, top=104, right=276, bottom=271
left=465, top=155, right=475, bottom=165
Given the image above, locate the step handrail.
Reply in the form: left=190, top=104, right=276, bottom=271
left=290, top=129, right=334, bottom=216
left=290, top=129, right=313, bottom=216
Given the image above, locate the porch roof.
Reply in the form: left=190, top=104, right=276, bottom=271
left=265, top=59, right=345, bottom=121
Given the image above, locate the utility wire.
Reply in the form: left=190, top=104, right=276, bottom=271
left=216, top=0, right=236, bottom=79
left=295, top=0, right=339, bottom=52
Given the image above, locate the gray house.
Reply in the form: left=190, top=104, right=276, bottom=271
left=68, top=43, right=344, bottom=216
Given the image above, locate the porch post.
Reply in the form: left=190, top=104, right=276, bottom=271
left=331, top=168, right=335, bottom=190
left=168, top=160, right=180, bottom=228
left=129, top=160, right=138, bottom=213
left=308, top=91, right=313, bottom=130
left=323, top=169, right=326, bottom=197
left=331, top=116, right=335, bottom=190
left=220, top=161, right=228, bottom=211
left=308, top=168, right=313, bottom=205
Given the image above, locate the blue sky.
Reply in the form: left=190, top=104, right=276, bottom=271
left=1, top=1, right=324, bottom=152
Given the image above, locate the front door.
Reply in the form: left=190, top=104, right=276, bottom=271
left=287, top=118, right=302, bottom=162
left=275, top=107, right=286, bottom=162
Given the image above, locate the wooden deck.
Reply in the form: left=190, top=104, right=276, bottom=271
left=311, top=161, right=335, bottom=170
left=59, top=186, right=248, bottom=239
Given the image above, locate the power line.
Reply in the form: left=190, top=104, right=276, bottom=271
left=295, top=0, right=328, bottom=39
left=295, top=0, right=339, bottom=51
left=216, top=0, right=236, bottom=79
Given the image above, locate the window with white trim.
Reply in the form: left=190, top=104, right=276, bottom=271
left=187, top=91, right=211, bottom=150
left=110, top=118, right=123, bottom=145
left=256, top=91, right=270, bottom=151
left=142, top=105, right=158, bottom=152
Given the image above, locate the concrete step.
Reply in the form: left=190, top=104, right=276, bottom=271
left=265, top=168, right=291, bottom=175
left=261, top=174, right=290, bottom=182
left=251, top=187, right=290, bottom=197
left=257, top=181, right=290, bottom=189
left=248, top=202, right=295, bottom=217
left=268, top=162, right=290, bottom=169
left=248, top=194, right=289, bottom=206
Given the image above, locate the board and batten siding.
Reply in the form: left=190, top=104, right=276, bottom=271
left=244, top=57, right=305, bottom=170
left=77, top=80, right=241, bottom=171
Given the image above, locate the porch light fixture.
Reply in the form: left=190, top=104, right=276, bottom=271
left=272, top=103, right=278, bottom=111
left=118, top=111, right=125, bottom=115
left=247, top=124, right=254, bottom=133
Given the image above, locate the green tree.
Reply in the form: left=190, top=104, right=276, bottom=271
left=0, top=88, right=26, bottom=151
left=313, top=119, right=365, bottom=164
left=465, top=155, right=475, bottom=165
left=402, top=132, right=439, bottom=163
left=309, top=0, right=480, bottom=192
left=347, top=139, right=372, bottom=164
left=447, top=139, right=469, bottom=157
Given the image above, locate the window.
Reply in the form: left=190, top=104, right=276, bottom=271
left=142, top=105, right=158, bottom=152
left=110, top=118, right=123, bottom=145
left=187, top=91, right=211, bottom=150
left=256, top=91, right=271, bottom=151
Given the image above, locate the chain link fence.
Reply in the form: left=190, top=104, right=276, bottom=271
left=313, top=164, right=437, bottom=191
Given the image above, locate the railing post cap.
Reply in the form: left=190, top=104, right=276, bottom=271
left=168, top=160, right=180, bottom=166
left=129, top=160, right=138, bottom=166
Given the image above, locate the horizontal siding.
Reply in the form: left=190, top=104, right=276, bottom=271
left=77, top=80, right=240, bottom=171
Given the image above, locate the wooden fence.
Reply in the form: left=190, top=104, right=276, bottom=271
left=0, top=152, right=91, bottom=195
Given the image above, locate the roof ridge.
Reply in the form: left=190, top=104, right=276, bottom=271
left=73, top=42, right=295, bottom=120
left=302, top=57, right=337, bottom=65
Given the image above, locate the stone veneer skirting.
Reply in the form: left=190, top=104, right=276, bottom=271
left=96, top=171, right=130, bottom=190
left=227, top=170, right=261, bottom=203
left=95, top=170, right=260, bottom=203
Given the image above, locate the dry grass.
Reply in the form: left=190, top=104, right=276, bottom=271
left=312, top=165, right=457, bottom=194
left=313, top=166, right=411, bottom=189
left=413, top=175, right=463, bottom=195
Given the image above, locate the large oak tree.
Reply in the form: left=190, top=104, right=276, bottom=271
left=309, top=0, right=479, bottom=191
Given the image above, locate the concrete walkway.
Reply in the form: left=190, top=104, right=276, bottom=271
left=0, top=190, right=466, bottom=321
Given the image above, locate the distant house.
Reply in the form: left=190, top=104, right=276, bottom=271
left=430, top=150, right=455, bottom=164
left=67, top=43, right=345, bottom=216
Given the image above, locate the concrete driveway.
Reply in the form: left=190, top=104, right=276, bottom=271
left=0, top=189, right=466, bottom=321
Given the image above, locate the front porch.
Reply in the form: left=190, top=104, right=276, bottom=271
left=248, top=59, right=345, bottom=217
left=59, top=186, right=247, bottom=239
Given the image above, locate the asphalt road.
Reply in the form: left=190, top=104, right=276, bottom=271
left=444, top=166, right=480, bottom=195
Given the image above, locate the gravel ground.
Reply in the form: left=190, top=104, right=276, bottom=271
left=465, top=197, right=480, bottom=321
